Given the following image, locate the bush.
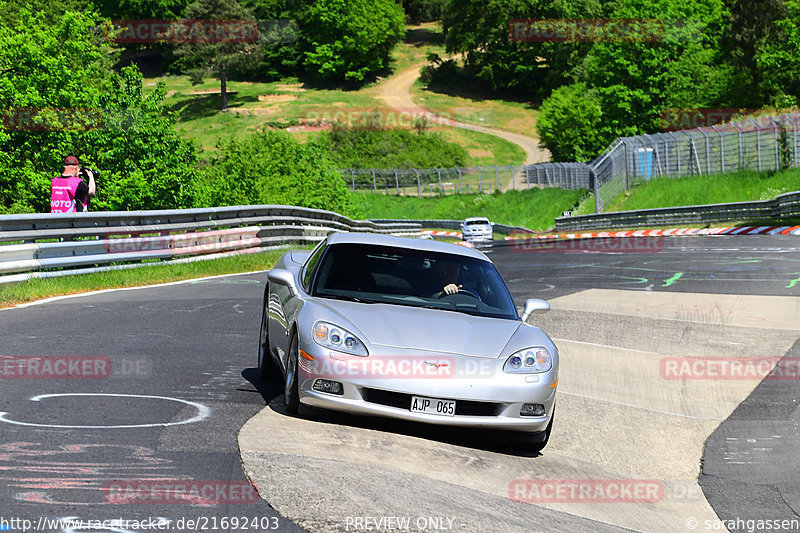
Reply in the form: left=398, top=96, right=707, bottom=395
left=536, top=83, right=608, bottom=162
left=319, top=124, right=469, bottom=169
left=194, top=129, right=360, bottom=216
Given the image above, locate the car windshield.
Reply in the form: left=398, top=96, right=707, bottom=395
left=310, top=243, right=518, bottom=319
left=465, top=219, right=489, bottom=226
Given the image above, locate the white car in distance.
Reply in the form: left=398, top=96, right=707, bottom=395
left=461, top=217, right=494, bottom=243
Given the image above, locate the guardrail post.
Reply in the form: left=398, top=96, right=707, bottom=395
left=414, top=168, right=421, bottom=198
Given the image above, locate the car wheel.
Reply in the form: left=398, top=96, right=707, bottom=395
left=529, top=404, right=555, bottom=453
left=284, top=333, right=300, bottom=415
left=257, top=285, right=278, bottom=380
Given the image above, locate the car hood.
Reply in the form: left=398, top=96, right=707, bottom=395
left=318, top=300, right=519, bottom=358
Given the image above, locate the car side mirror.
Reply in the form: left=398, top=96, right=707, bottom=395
left=267, top=269, right=299, bottom=296
left=521, top=298, right=550, bottom=321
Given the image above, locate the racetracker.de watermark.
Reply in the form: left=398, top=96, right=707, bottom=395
left=1, top=356, right=111, bottom=379
left=509, top=479, right=663, bottom=503
left=660, top=108, right=765, bottom=131
left=511, top=236, right=664, bottom=253
left=299, top=354, right=502, bottom=380
left=103, top=480, right=258, bottom=505
left=660, top=356, right=800, bottom=380
left=509, top=18, right=666, bottom=42
left=305, top=108, right=456, bottom=129
left=109, top=19, right=297, bottom=44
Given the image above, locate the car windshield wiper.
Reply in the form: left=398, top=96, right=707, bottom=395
left=320, top=294, right=380, bottom=304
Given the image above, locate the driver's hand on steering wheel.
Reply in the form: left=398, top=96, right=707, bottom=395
left=443, top=283, right=461, bottom=295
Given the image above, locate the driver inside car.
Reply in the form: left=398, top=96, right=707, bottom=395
left=426, top=259, right=462, bottom=297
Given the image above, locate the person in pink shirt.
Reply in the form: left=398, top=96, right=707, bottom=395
left=50, top=155, right=97, bottom=213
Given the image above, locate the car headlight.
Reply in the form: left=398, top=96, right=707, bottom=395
left=503, top=347, right=552, bottom=374
left=312, top=321, right=368, bottom=356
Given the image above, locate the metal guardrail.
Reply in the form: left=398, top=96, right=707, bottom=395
left=0, top=205, right=422, bottom=285
left=554, top=191, right=800, bottom=230
left=368, top=219, right=534, bottom=236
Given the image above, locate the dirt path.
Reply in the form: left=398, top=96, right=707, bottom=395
left=377, top=62, right=551, bottom=169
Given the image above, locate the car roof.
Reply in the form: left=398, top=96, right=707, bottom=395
left=327, top=232, right=491, bottom=262
left=464, top=217, right=490, bottom=222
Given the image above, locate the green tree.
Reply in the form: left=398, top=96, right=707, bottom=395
left=300, top=0, right=405, bottom=84
left=536, top=83, right=605, bottom=161
left=722, top=0, right=789, bottom=106
left=173, top=0, right=262, bottom=110
left=440, top=0, right=604, bottom=95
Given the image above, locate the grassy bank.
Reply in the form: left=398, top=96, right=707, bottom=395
left=0, top=250, right=291, bottom=308
left=354, top=187, right=587, bottom=231
left=607, top=168, right=800, bottom=212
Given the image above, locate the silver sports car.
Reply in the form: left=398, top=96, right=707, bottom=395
left=258, top=232, right=558, bottom=450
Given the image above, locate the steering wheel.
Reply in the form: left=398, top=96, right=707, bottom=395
left=435, top=287, right=482, bottom=301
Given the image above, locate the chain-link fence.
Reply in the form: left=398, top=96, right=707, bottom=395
left=339, top=112, right=800, bottom=212
left=339, top=163, right=592, bottom=196
left=591, top=112, right=800, bottom=212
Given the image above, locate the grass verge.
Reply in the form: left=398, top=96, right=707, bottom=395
left=606, top=168, right=800, bottom=212
left=0, top=249, right=293, bottom=309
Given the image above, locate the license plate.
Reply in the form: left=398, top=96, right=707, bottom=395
left=410, top=396, right=456, bottom=417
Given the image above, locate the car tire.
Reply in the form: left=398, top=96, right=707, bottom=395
left=529, top=404, right=555, bottom=453
left=284, top=333, right=300, bottom=415
left=258, top=285, right=278, bottom=380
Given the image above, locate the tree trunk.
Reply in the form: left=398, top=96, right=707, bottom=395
left=220, top=66, right=228, bottom=111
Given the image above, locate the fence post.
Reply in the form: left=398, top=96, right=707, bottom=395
left=393, top=167, right=399, bottom=194
left=794, top=115, right=799, bottom=168
left=590, top=168, right=600, bottom=213
left=623, top=141, right=630, bottom=190
left=750, top=119, right=762, bottom=171
left=511, top=166, right=516, bottom=190
left=712, top=125, right=724, bottom=173
left=372, top=169, right=376, bottom=192
left=772, top=118, right=780, bottom=170
left=478, top=166, right=482, bottom=193
left=733, top=122, right=744, bottom=169
left=525, top=166, right=530, bottom=189
left=458, top=168, right=463, bottom=193
left=668, top=132, right=681, bottom=176
left=436, top=167, right=442, bottom=194
left=351, top=168, right=356, bottom=191
left=414, top=168, right=421, bottom=197
left=493, top=165, right=499, bottom=191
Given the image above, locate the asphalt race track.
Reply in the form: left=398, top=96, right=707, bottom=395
left=2, top=235, right=799, bottom=533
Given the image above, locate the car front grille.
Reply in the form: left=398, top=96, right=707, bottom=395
left=360, top=387, right=502, bottom=416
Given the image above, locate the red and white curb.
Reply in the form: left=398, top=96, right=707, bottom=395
left=420, top=230, right=463, bottom=238
left=504, top=225, right=800, bottom=241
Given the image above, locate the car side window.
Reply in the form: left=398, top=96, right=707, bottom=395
left=302, top=240, right=327, bottom=291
